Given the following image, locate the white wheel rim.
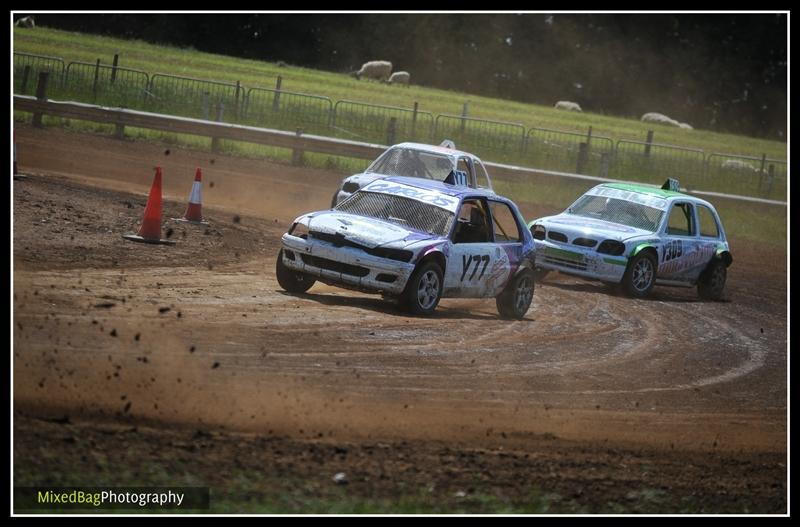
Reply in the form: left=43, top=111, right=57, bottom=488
left=417, top=270, right=440, bottom=310
left=632, top=258, right=654, bottom=292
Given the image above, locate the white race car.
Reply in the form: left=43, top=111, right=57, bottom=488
left=528, top=179, right=733, bottom=299
left=278, top=176, right=535, bottom=318
left=330, top=140, right=494, bottom=207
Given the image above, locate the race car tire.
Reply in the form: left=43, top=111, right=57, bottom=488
left=401, top=260, right=444, bottom=316
left=697, top=259, right=727, bottom=301
left=496, top=268, right=534, bottom=320
left=276, top=249, right=316, bottom=293
left=622, top=250, right=657, bottom=298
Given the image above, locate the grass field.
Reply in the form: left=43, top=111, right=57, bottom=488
left=14, top=26, right=787, bottom=160
left=12, top=26, right=787, bottom=248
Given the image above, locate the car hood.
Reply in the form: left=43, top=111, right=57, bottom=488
left=537, top=214, right=655, bottom=241
left=306, top=211, right=437, bottom=249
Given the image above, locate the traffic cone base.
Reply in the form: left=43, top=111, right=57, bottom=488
left=122, top=233, right=176, bottom=245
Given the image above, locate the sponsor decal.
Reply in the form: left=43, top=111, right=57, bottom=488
left=589, top=186, right=669, bottom=210
left=658, top=243, right=715, bottom=275
left=364, top=181, right=458, bottom=211
left=549, top=216, right=637, bottom=234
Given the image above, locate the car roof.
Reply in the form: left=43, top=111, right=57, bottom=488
left=599, top=182, right=718, bottom=209
left=382, top=176, right=501, bottom=200
left=392, top=142, right=478, bottom=159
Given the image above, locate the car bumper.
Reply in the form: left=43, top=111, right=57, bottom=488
left=281, top=233, right=414, bottom=295
left=534, top=239, right=628, bottom=282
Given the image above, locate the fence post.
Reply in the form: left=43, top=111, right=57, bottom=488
left=291, top=128, right=305, bottom=166
left=234, top=80, right=241, bottom=120
left=460, top=102, right=469, bottom=135
left=411, top=101, right=418, bottom=140
left=111, top=53, right=119, bottom=85
left=766, top=163, right=775, bottom=197
left=576, top=143, right=589, bottom=174
left=92, top=58, right=101, bottom=103
left=386, top=117, right=397, bottom=145
left=599, top=153, right=610, bottom=179
left=273, top=76, right=282, bottom=112
left=32, top=71, right=49, bottom=128
left=758, top=153, right=767, bottom=192
left=20, top=65, right=31, bottom=94
left=644, top=130, right=654, bottom=157
left=211, top=99, right=225, bottom=153
left=114, top=121, right=125, bottom=140
left=202, top=92, right=210, bottom=120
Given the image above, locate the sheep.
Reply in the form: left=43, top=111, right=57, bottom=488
left=15, top=16, right=35, bottom=28
left=351, top=60, right=392, bottom=81
left=640, top=112, right=682, bottom=127
left=678, top=122, right=693, bottom=130
left=721, top=159, right=758, bottom=173
left=554, top=101, right=582, bottom=112
left=388, top=71, right=410, bottom=87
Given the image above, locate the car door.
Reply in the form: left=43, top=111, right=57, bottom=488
left=444, top=197, right=497, bottom=297
left=691, top=203, right=725, bottom=281
left=482, top=200, right=522, bottom=297
left=658, top=201, right=703, bottom=282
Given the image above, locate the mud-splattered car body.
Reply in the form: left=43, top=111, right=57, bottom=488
left=330, top=141, right=494, bottom=207
left=528, top=180, right=733, bottom=299
left=279, top=176, right=536, bottom=317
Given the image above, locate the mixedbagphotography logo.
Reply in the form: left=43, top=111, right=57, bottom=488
left=14, top=487, right=210, bottom=511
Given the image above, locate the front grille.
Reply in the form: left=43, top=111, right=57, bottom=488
left=548, top=230, right=568, bottom=243
left=573, top=237, right=598, bottom=248
left=544, top=256, right=588, bottom=271
left=310, top=231, right=412, bottom=262
left=310, top=230, right=365, bottom=250
left=300, top=254, right=370, bottom=277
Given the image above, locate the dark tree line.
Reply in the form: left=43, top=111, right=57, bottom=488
left=19, top=13, right=787, bottom=139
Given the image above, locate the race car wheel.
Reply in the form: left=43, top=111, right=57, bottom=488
left=496, top=268, right=534, bottom=320
left=622, top=251, right=656, bottom=298
left=697, top=259, right=727, bottom=301
left=401, top=261, right=443, bottom=316
left=276, top=249, right=316, bottom=293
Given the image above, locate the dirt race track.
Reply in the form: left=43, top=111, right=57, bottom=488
left=13, top=126, right=788, bottom=513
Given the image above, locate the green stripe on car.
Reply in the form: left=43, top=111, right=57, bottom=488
left=544, top=247, right=585, bottom=262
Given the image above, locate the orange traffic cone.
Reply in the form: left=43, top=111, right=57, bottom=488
left=173, top=167, right=208, bottom=224
left=122, top=166, right=176, bottom=245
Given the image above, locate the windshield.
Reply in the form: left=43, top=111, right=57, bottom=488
left=567, top=195, right=664, bottom=232
left=367, top=148, right=454, bottom=181
left=335, top=191, right=454, bottom=236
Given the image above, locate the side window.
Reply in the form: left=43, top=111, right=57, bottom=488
left=453, top=199, right=492, bottom=244
left=474, top=160, right=491, bottom=189
left=666, top=203, right=696, bottom=236
left=489, top=201, right=522, bottom=243
left=697, top=205, right=720, bottom=238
